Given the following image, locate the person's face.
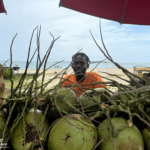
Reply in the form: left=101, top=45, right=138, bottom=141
left=72, top=55, right=89, bottom=75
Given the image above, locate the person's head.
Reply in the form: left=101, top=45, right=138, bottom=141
left=71, top=52, right=90, bottom=75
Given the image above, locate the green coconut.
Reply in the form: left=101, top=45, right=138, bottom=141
left=0, top=110, right=9, bottom=142
left=141, top=126, right=150, bottom=150
left=79, top=88, right=110, bottom=112
left=97, top=117, right=144, bottom=150
left=49, top=87, right=78, bottom=118
left=48, top=114, right=98, bottom=150
left=11, top=108, right=49, bottom=150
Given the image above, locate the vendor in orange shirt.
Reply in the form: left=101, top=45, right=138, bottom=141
left=60, top=52, right=107, bottom=97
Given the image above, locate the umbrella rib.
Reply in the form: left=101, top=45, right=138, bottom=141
left=120, top=0, right=129, bottom=24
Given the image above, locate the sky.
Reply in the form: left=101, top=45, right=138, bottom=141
left=0, top=0, right=150, bottom=63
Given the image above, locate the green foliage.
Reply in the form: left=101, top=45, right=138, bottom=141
left=4, top=67, right=16, bottom=79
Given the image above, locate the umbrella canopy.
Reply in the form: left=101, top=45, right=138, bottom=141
left=59, top=0, right=150, bottom=25
left=0, top=0, right=7, bottom=14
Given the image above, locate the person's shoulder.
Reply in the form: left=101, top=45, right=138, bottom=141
left=87, top=72, right=103, bottom=80
left=87, top=72, right=99, bottom=76
left=63, top=74, right=70, bottom=78
left=63, top=74, right=75, bottom=78
left=92, top=72, right=99, bottom=75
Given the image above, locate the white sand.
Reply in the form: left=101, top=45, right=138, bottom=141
left=18, top=67, right=134, bottom=91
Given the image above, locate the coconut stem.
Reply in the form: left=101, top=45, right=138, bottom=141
left=105, top=108, right=116, bottom=150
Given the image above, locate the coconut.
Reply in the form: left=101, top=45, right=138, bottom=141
left=48, top=114, right=98, bottom=150
left=11, top=108, right=49, bottom=150
left=79, top=88, right=110, bottom=112
left=48, top=87, right=78, bottom=118
left=141, top=126, right=150, bottom=149
left=97, top=117, right=144, bottom=150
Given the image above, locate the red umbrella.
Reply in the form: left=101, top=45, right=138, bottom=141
left=0, top=0, right=7, bottom=14
left=59, top=0, right=150, bottom=25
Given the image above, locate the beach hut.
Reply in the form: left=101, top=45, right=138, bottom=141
left=13, top=64, right=20, bottom=74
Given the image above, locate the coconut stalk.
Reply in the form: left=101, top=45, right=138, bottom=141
left=1, top=23, right=150, bottom=150
left=0, top=26, right=69, bottom=149
left=0, top=64, right=5, bottom=106
left=82, top=19, right=150, bottom=149
left=1, top=26, right=103, bottom=149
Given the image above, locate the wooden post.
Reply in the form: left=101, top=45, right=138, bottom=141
left=0, top=64, right=5, bottom=106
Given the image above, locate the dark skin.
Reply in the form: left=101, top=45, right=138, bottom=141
left=71, top=59, right=89, bottom=83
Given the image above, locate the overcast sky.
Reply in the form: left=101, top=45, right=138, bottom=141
left=1, top=0, right=150, bottom=63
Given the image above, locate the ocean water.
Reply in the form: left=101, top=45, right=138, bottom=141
left=1, top=60, right=150, bottom=70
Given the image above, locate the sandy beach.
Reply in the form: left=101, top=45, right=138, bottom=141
left=17, top=67, right=134, bottom=92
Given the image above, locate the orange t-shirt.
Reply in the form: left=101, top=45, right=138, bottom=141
left=60, top=72, right=107, bottom=98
